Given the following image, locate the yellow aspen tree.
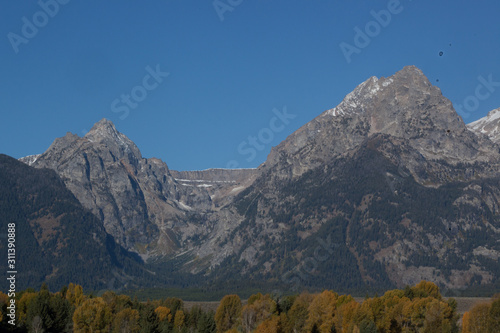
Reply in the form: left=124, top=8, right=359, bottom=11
left=255, top=315, right=281, bottom=333
left=66, top=283, right=85, bottom=307
left=489, top=297, right=500, bottom=333
left=241, top=293, right=276, bottom=332
left=174, top=309, right=185, bottom=331
left=73, top=297, right=112, bottom=333
left=155, top=306, right=172, bottom=323
left=333, top=300, right=360, bottom=332
left=411, top=281, right=442, bottom=300
left=112, top=308, right=140, bottom=333
left=422, top=299, right=452, bottom=333
left=461, top=303, right=490, bottom=333
left=215, top=294, right=242, bottom=333
left=305, top=290, right=338, bottom=333
left=462, top=312, right=472, bottom=333
left=382, top=296, right=412, bottom=331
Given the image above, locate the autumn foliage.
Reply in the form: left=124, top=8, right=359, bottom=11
left=1, top=281, right=499, bottom=332
left=462, top=295, right=500, bottom=333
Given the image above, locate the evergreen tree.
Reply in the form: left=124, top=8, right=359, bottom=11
left=489, top=297, right=500, bottom=333
left=139, top=306, right=159, bottom=333
left=359, top=318, right=377, bottom=333
left=197, top=311, right=216, bottom=333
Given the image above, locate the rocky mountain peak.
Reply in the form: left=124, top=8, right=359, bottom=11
left=84, top=118, right=142, bottom=160
left=392, top=65, right=426, bottom=80
left=326, top=76, right=378, bottom=117
left=328, top=65, right=492, bottom=160
left=265, top=66, right=498, bottom=180
left=11, top=66, right=500, bottom=293
left=87, top=118, right=116, bottom=134
left=325, top=66, right=435, bottom=120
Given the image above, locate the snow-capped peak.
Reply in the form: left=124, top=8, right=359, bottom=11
left=467, top=107, right=500, bottom=142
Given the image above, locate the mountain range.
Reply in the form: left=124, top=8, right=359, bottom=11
left=5, top=65, right=500, bottom=295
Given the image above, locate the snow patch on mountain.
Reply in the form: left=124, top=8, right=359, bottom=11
left=19, top=154, right=41, bottom=166
left=327, top=76, right=381, bottom=117
left=467, top=108, right=500, bottom=142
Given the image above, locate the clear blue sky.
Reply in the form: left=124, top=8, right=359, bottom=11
left=1, top=1, right=500, bottom=171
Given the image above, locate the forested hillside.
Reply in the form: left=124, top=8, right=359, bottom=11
left=0, top=154, right=151, bottom=291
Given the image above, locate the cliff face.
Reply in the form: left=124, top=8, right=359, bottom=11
left=170, top=168, right=260, bottom=208
left=170, top=169, right=258, bottom=183
left=28, top=120, right=235, bottom=258
left=264, top=66, right=498, bottom=181
left=0, top=154, right=149, bottom=291
left=19, top=66, right=500, bottom=292
left=204, top=66, right=500, bottom=291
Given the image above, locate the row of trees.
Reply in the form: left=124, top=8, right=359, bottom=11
left=462, top=296, right=500, bottom=333
left=0, top=280, right=498, bottom=332
left=0, top=283, right=215, bottom=332
left=215, top=281, right=459, bottom=333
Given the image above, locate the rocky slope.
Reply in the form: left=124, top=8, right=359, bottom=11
left=27, top=119, right=258, bottom=260
left=200, top=66, right=500, bottom=291
left=170, top=168, right=259, bottom=208
left=0, top=154, right=151, bottom=291
left=263, top=66, right=498, bottom=181
left=18, top=66, right=500, bottom=293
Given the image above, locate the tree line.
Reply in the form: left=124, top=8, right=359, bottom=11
left=0, top=280, right=499, bottom=332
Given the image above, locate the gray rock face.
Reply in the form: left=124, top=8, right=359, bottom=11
left=215, top=66, right=500, bottom=290
left=29, top=119, right=250, bottom=259
left=170, top=168, right=258, bottom=183
left=170, top=168, right=259, bottom=208
left=265, top=66, right=498, bottom=181
left=20, top=66, right=500, bottom=291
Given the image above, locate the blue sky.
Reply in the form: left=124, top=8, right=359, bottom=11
left=1, top=1, right=500, bottom=170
